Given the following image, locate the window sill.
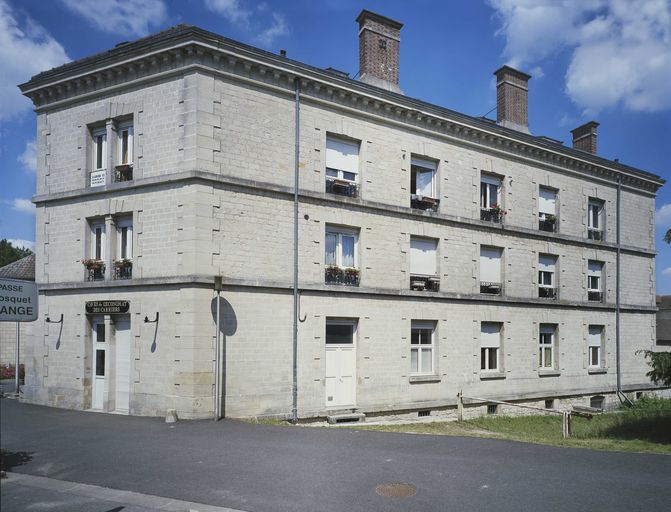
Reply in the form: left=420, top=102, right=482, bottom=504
left=538, top=369, right=561, bottom=377
left=480, top=372, right=506, bottom=380
left=409, top=374, right=441, bottom=383
left=588, top=368, right=607, bottom=374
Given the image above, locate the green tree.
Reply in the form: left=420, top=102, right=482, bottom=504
left=0, top=239, right=32, bottom=268
left=639, top=350, right=671, bottom=386
left=665, top=228, right=671, bottom=244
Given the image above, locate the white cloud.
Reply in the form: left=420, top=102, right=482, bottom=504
left=0, top=0, right=70, bottom=120
left=656, top=203, right=671, bottom=226
left=488, top=0, right=671, bottom=113
left=9, top=198, right=35, bottom=215
left=60, top=0, right=167, bottom=37
left=7, top=239, right=34, bottom=251
left=254, top=12, right=289, bottom=47
left=18, top=139, right=36, bottom=174
left=662, top=267, right=671, bottom=277
left=204, top=0, right=289, bottom=46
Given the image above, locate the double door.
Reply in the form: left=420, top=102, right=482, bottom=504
left=91, top=317, right=130, bottom=413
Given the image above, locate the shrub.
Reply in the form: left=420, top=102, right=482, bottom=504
left=0, top=364, right=25, bottom=380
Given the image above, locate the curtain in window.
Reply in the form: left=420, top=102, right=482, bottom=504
left=325, top=233, right=336, bottom=265
left=341, top=235, right=355, bottom=267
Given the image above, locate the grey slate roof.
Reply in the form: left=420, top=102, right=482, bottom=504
left=18, top=24, right=664, bottom=186
left=0, top=254, right=36, bottom=281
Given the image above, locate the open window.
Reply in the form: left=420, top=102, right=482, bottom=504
left=115, top=122, right=134, bottom=183
left=410, top=156, right=438, bottom=211
left=325, top=136, right=359, bottom=198
left=480, top=174, right=503, bottom=222
left=538, top=187, right=557, bottom=232
left=588, top=198, right=604, bottom=241
left=114, top=217, right=133, bottom=280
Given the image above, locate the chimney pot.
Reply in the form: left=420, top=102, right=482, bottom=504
left=356, top=9, right=403, bottom=94
left=571, top=121, right=599, bottom=154
left=494, top=65, right=532, bottom=133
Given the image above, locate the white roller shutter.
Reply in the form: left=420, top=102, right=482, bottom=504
left=539, top=188, right=556, bottom=215
left=326, top=137, right=359, bottom=174
left=538, top=255, right=556, bottom=272
left=410, top=238, right=437, bottom=275
left=588, top=261, right=602, bottom=276
left=480, top=323, right=501, bottom=348
left=589, top=326, right=602, bottom=347
left=480, top=247, right=501, bottom=282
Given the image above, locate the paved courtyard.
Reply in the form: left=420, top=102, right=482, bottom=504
left=1, top=397, right=670, bottom=512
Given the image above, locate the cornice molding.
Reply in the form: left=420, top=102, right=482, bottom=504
left=20, top=31, right=664, bottom=195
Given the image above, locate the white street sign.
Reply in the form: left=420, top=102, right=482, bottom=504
left=0, top=278, right=38, bottom=322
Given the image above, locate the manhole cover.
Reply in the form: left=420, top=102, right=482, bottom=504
left=375, top=482, right=417, bottom=498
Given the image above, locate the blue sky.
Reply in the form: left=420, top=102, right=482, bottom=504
left=0, top=0, right=669, bottom=292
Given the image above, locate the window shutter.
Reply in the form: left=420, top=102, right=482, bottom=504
left=588, top=326, right=602, bottom=347
left=588, top=261, right=602, bottom=276
left=539, top=188, right=556, bottom=215
left=481, top=175, right=501, bottom=186
left=480, top=247, right=501, bottom=282
left=538, top=255, right=556, bottom=272
left=480, top=323, right=501, bottom=348
left=326, top=137, right=359, bottom=174
left=410, top=238, right=437, bottom=275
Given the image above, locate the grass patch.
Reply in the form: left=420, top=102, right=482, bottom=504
left=349, top=398, right=671, bottom=455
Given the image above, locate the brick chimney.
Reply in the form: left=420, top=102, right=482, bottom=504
left=356, top=10, right=403, bottom=94
left=494, top=65, right=532, bottom=133
left=571, top=121, right=599, bottom=154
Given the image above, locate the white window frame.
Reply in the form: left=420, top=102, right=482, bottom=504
left=325, top=136, right=359, bottom=184
left=480, top=322, right=502, bottom=372
left=539, top=325, right=556, bottom=369
left=410, top=236, right=438, bottom=277
left=90, top=221, right=106, bottom=261
left=588, top=325, right=603, bottom=368
left=117, top=122, right=133, bottom=166
left=538, top=187, right=557, bottom=219
left=92, top=128, right=107, bottom=171
left=116, top=218, right=133, bottom=260
left=588, top=199, right=603, bottom=231
left=480, top=175, right=501, bottom=209
left=325, top=227, right=358, bottom=269
left=588, top=260, right=603, bottom=292
left=538, top=254, right=557, bottom=291
left=411, top=156, right=437, bottom=199
left=410, top=320, right=435, bottom=375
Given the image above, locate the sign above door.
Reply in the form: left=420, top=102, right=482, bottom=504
left=85, top=300, right=130, bottom=315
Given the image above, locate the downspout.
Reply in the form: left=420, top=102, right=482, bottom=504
left=615, top=175, right=631, bottom=405
left=291, top=78, right=301, bottom=422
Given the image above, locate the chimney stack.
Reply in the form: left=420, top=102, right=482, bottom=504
left=571, top=121, right=599, bottom=154
left=356, top=10, right=403, bottom=94
left=494, top=65, right=532, bottom=133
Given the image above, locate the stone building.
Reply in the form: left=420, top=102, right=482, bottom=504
left=19, top=11, right=665, bottom=420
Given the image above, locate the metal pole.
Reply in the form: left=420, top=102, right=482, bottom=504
left=291, top=79, right=301, bottom=422
left=215, top=290, right=221, bottom=420
left=616, top=176, right=621, bottom=397
left=457, top=390, right=463, bottom=422
left=15, top=322, right=20, bottom=394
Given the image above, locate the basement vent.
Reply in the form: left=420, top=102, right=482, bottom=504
left=545, top=399, right=554, bottom=409
left=590, top=395, right=605, bottom=410
left=417, top=410, right=431, bottom=418
left=487, top=404, right=498, bottom=415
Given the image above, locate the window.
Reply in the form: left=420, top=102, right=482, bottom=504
left=545, top=399, right=554, bottom=409
left=539, top=324, right=556, bottom=369
left=325, top=321, right=355, bottom=344
left=588, top=199, right=604, bottom=240
left=114, top=218, right=133, bottom=280
left=92, top=129, right=107, bottom=171
left=588, top=260, right=604, bottom=302
left=410, top=156, right=438, bottom=210
left=480, top=322, right=502, bottom=372
left=480, top=175, right=502, bottom=222
left=410, top=237, right=439, bottom=291
left=410, top=321, right=435, bottom=375
left=325, top=227, right=359, bottom=285
left=487, top=404, right=498, bottom=415
left=590, top=395, right=605, bottom=410
left=588, top=325, right=603, bottom=368
left=114, top=122, right=134, bottom=183
left=538, top=187, right=557, bottom=232
left=85, top=221, right=106, bottom=281
left=480, top=246, right=502, bottom=295
left=538, top=254, right=557, bottom=299
left=325, top=136, right=359, bottom=197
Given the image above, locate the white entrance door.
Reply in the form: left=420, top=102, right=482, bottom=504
left=114, top=318, right=131, bottom=414
left=92, top=322, right=106, bottom=409
left=324, top=320, right=356, bottom=408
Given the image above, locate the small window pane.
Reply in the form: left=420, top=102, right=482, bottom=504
left=411, top=330, right=420, bottom=345
left=95, top=227, right=102, bottom=260
left=342, top=171, right=355, bottom=181
left=326, top=168, right=338, bottom=178
left=96, top=136, right=104, bottom=169
left=543, top=347, right=552, bottom=367
left=325, top=233, right=336, bottom=265
left=410, top=348, right=418, bottom=373
left=341, top=236, right=355, bottom=267
left=95, top=349, right=105, bottom=376
left=326, top=323, right=353, bottom=344
left=95, top=324, right=105, bottom=342
left=421, top=349, right=432, bottom=373
left=121, top=130, right=129, bottom=164
left=488, top=348, right=498, bottom=370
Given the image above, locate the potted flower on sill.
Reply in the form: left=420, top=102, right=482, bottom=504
left=81, top=258, right=105, bottom=270
left=491, top=204, right=507, bottom=218
left=325, top=265, right=343, bottom=281
left=344, top=267, right=360, bottom=283
left=113, top=258, right=132, bottom=268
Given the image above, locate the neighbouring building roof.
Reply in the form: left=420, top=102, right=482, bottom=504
left=0, top=254, right=36, bottom=281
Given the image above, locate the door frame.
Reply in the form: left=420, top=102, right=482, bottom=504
left=324, top=319, right=358, bottom=408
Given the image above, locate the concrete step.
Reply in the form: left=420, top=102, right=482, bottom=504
left=327, top=412, right=366, bottom=424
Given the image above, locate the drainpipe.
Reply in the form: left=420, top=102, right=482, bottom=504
left=291, top=78, right=301, bottom=422
left=615, top=175, right=624, bottom=403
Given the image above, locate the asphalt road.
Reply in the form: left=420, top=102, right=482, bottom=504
left=2, top=398, right=670, bottom=512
